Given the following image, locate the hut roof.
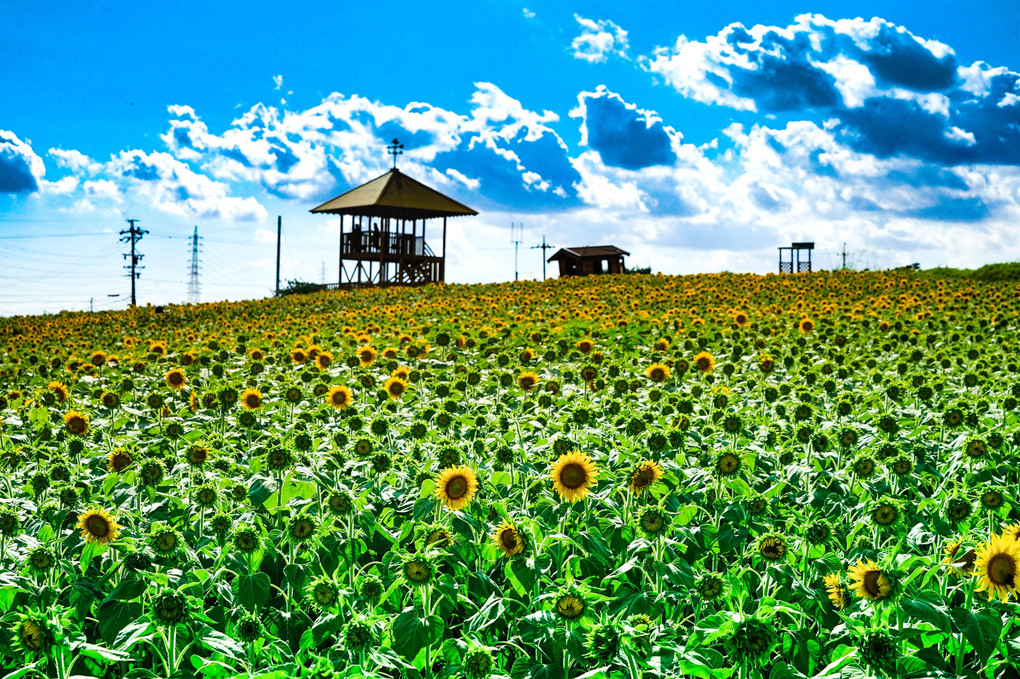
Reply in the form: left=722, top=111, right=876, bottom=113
left=310, top=168, right=478, bottom=219
left=548, top=245, right=630, bottom=262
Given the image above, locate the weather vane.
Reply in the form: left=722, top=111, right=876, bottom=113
left=387, top=138, right=404, bottom=169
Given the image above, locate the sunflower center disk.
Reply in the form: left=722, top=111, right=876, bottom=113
left=86, top=515, right=110, bottom=537
left=988, top=554, right=1016, bottom=586
left=633, top=469, right=653, bottom=487
left=560, top=463, right=588, bottom=489
left=501, top=531, right=518, bottom=550
left=446, top=476, right=468, bottom=499
left=863, top=570, right=882, bottom=597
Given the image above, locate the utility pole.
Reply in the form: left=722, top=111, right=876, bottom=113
left=841, top=242, right=847, bottom=270
left=511, top=222, right=523, bottom=281
left=187, top=225, right=202, bottom=304
left=119, top=218, right=147, bottom=306
left=321, top=261, right=326, bottom=285
left=275, top=216, right=282, bottom=296
left=531, top=235, right=553, bottom=281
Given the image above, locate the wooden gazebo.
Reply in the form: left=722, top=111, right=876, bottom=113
left=548, top=245, right=629, bottom=277
left=311, top=162, right=477, bottom=288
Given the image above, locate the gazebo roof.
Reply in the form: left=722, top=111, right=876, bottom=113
left=548, top=246, right=630, bottom=262
left=310, top=168, right=478, bottom=219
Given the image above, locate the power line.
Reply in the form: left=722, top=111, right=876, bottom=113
left=119, top=218, right=147, bottom=307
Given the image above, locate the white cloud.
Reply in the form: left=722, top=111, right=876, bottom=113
left=0, top=130, right=46, bottom=193
left=522, top=8, right=535, bottom=19
left=571, top=15, right=629, bottom=64
left=273, top=75, right=283, bottom=90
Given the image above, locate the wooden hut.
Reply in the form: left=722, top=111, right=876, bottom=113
left=311, top=167, right=477, bottom=288
left=548, top=245, right=629, bottom=277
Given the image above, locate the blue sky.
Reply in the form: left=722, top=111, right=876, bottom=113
left=2, top=1, right=1019, bottom=315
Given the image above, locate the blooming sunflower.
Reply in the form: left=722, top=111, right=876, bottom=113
left=47, top=381, right=69, bottom=404
left=517, top=371, right=540, bottom=391
left=326, top=384, right=353, bottom=410
left=974, top=532, right=1019, bottom=603
left=433, top=465, right=478, bottom=511
left=240, top=387, right=262, bottom=410
left=492, top=520, right=525, bottom=557
left=628, top=460, right=663, bottom=495
left=798, top=317, right=815, bottom=333
left=107, top=448, right=133, bottom=473
left=646, top=363, right=671, bottom=382
left=165, top=368, right=186, bottom=390
left=848, top=559, right=894, bottom=602
left=63, top=410, right=89, bottom=436
left=550, top=451, right=598, bottom=503
left=76, top=507, right=122, bottom=545
left=383, top=376, right=409, bottom=400
left=823, top=573, right=849, bottom=610
left=757, top=533, right=787, bottom=561
left=693, top=351, right=715, bottom=374
left=358, top=346, right=377, bottom=367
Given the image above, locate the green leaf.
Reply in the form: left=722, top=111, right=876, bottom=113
left=110, top=618, right=153, bottom=651
left=197, top=626, right=245, bottom=661
left=391, top=611, right=443, bottom=661
left=232, top=572, right=271, bottom=611
left=100, top=601, right=145, bottom=645
left=899, top=597, right=951, bottom=631
left=79, top=642, right=134, bottom=663
left=950, top=607, right=1003, bottom=665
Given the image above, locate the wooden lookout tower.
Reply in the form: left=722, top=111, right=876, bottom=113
left=778, top=242, right=814, bottom=273
left=311, top=140, right=477, bottom=288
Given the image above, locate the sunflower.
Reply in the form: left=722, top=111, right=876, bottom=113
left=240, top=387, right=262, bottom=410
left=13, top=612, right=51, bottom=654
left=697, top=573, right=725, bottom=600
left=693, top=351, right=715, bottom=374
left=550, top=451, right=598, bottom=503
left=576, top=339, right=594, bottom=355
left=715, top=451, right=742, bottom=477
left=47, top=381, right=69, bottom=404
left=315, top=352, right=333, bottom=370
left=433, top=465, right=478, bottom=511
left=757, top=533, right=787, bottom=561
left=554, top=588, right=587, bottom=620
left=185, top=444, right=210, bottom=466
left=165, top=368, right=186, bottom=390
left=638, top=507, right=670, bottom=536
left=823, top=573, right=849, bottom=610
left=848, top=559, right=894, bottom=602
left=758, top=353, right=774, bottom=373
left=358, top=346, right=377, bottom=367
left=492, top=520, right=525, bottom=557
left=76, top=507, right=122, bottom=545
left=517, top=371, right=540, bottom=391
left=383, top=376, right=409, bottom=400
left=326, top=384, right=353, bottom=410
left=403, top=556, right=434, bottom=586
left=646, top=363, right=671, bottom=382
left=974, top=532, right=1019, bottom=603
left=107, top=448, right=133, bottom=473
left=628, top=460, right=663, bottom=495
left=798, top=317, right=815, bottom=333
left=290, top=348, right=308, bottom=364
left=870, top=500, right=901, bottom=528
left=63, top=410, right=89, bottom=436
left=307, top=576, right=340, bottom=609
left=424, top=525, right=454, bottom=548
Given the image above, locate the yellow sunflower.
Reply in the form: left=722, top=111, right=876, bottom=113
left=823, top=573, right=848, bottom=610
left=325, top=385, right=353, bottom=410
left=628, top=460, right=663, bottom=495
left=47, top=381, right=69, bottom=404
left=63, top=410, right=89, bottom=436
left=76, top=508, right=122, bottom=545
left=165, top=368, right=186, bottom=390
left=240, top=387, right=262, bottom=410
left=693, top=351, right=715, bottom=374
left=492, top=520, right=525, bottom=557
left=433, top=466, right=478, bottom=511
left=517, top=371, right=540, bottom=391
left=383, top=376, right=409, bottom=400
left=646, top=363, right=671, bottom=382
left=357, top=346, right=377, bottom=367
left=974, top=532, right=1020, bottom=603
left=847, top=559, right=894, bottom=602
left=107, top=449, right=133, bottom=473
left=550, top=451, right=598, bottom=503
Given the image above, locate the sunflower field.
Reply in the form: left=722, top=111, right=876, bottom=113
left=0, top=270, right=1019, bottom=679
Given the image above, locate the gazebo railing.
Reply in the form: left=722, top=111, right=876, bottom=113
left=342, top=232, right=427, bottom=257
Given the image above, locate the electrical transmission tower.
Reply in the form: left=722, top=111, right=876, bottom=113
left=187, top=225, right=202, bottom=304
left=531, top=235, right=553, bottom=280
left=511, top=222, right=524, bottom=281
left=119, top=218, right=148, bottom=307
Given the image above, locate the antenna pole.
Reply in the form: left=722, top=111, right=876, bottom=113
left=511, top=222, right=524, bottom=281
left=187, top=225, right=202, bottom=304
